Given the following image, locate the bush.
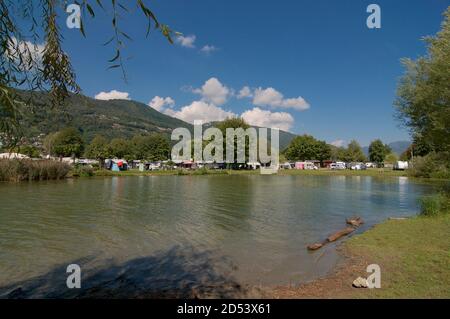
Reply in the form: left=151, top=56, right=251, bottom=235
left=0, top=159, right=70, bottom=182
left=71, top=165, right=94, bottom=177
left=419, top=193, right=450, bottom=217
left=408, top=153, right=450, bottom=179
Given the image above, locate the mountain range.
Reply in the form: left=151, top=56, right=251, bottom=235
left=14, top=90, right=297, bottom=150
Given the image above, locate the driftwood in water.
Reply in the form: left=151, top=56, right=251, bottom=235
left=307, top=243, right=324, bottom=251
left=389, top=217, right=407, bottom=220
left=326, top=227, right=355, bottom=242
left=346, top=216, right=364, bottom=227
left=307, top=216, right=363, bottom=251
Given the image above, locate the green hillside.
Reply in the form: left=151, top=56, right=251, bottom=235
left=13, top=90, right=296, bottom=150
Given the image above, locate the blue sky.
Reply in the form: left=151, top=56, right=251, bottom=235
left=56, top=0, right=448, bottom=146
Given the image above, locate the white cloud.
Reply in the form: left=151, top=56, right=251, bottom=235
left=252, top=87, right=309, bottom=111
left=5, top=37, right=45, bottom=64
left=148, top=96, right=175, bottom=112
left=330, top=139, right=345, bottom=147
left=200, top=45, right=217, bottom=54
left=94, top=90, right=130, bottom=101
left=237, top=86, right=253, bottom=99
left=169, top=100, right=236, bottom=123
left=192, top=77, right=230, bottom=106
left=241, top=107, right=294, bottom=131
left=176, top=34, right=196, bottom=48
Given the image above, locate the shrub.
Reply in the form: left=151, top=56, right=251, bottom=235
left=71, top=165, right=94, bottom=177
left=419, top=193, right=450, bottom=217
left=408, top=153, right=450, bottom=179
left=0, top=159, right=70, bottom=182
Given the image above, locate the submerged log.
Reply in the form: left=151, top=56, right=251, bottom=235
left=327, top=227, right=355, bottom=242
left=307, top=243, right=324, bottom=251
left=346, top=216, right=364, bottom=227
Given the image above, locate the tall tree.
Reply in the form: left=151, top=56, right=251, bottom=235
left=131, top=133, right=170, bottom=161
left=53, top=127, right=84, bottom=159
left=85, top=135, right=109, bottom=167
left=284, top=134, right=331, bottom=163
left=368, top=139, right=390, bottom=165
left=215, top=118, right=251, bottom=167
left=394, top=8, right=450, bottom=154
left=109, top=138, right=131, bottom=159
left=343, top=140, right=366, bottom=162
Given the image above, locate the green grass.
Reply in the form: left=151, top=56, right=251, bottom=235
left=419, top=193, right=450, bottom=217
left=345, top=214, right=450, bottom=298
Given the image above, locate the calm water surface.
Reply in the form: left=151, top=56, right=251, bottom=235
left=0, top=175, right=440, bottom=296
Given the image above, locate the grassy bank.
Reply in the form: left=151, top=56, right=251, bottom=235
left=273, top=198, right=450, bottom=298
left=344, top=214, right=450, bottom=298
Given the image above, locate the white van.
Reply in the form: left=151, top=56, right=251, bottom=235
left=394, top=161, right=409, bottom=170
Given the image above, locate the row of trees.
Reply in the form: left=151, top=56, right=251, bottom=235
left=43, top=128, right=170, bottom=164
left=283, top=135, right=397, bottom=165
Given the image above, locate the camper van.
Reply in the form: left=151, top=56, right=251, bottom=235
left=394, top=161, right=409, bottom=170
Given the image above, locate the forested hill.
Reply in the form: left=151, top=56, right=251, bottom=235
left=14, top=90, right=297, bottom=150
left=15, top=90, right=193, bottom=142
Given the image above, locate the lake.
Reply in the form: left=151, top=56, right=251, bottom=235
left=0, top=175, right=439, bottom=297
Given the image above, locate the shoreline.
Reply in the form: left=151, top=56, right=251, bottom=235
left=270, top=214, right=450, bottom=298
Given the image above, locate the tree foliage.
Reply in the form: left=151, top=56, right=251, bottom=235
left=341, top=140, right=366, bottom=163
left=394, top=8, right=450, bottom=154
left=108, top=138, right=132, bottom=159
left=52, top=127, right=84, bottom=157
left=0, top=0, right=176, bottom=148
left=284, top=134, right=331, bottom=163
left=368, top=139, right=391, bottom=164
left=131, top=133, right=170, bottom=161
left=84, top=135, right=109, bottom=163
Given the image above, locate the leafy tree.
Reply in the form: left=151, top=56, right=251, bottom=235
left=131, top=133, right=170, bottom=161
left=215, top=118, right=251, bottom=167
left=0, top=1, right=176, bottom=148
left=85, top=135, right=110, bottom=167
left=284, top=134, right=331, bottom=164
left=385, top=152, right=399, bottom=164
left=20, top=145, right=40, bottom=158
left=368, top=139, right=391, bottom=165
left=343, top=140, right=366, bottom=162
left=330, top=146, right=347, bottom=161
left=315, top=140, right=332, bottom=165
left=109, top=138, right=132, bottom=159
left=53, top=127, right=84, bottom=158
left=394, top=8, right=450, bottom=154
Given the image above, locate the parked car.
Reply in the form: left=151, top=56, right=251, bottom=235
left=350, top=162, right=366, bottom=170
left=330, top=162, right=346, bottom=170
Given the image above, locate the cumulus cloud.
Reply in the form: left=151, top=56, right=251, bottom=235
left=94, top=90, right=130, bottom=101
left=148, top=96, right=175, bottom=112
left=176, top=34, right=196, bottom=48
left=330, top=139, right=345, bottom=147
left=5, top=37, right=45, bottom=65
left=241, top=107, right=294, bottom=131
left=169, top=100, right=236, bottom=124
left=192, top=77, right=231, bottom=106
left=237, top=86, right=253, bottom=99
left=200, top=45, right=217, bottom=54
left=252, top=87, right=309, bottom=111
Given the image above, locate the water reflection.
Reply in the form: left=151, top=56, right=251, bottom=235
left=0, top=175, right=440, bottom=293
